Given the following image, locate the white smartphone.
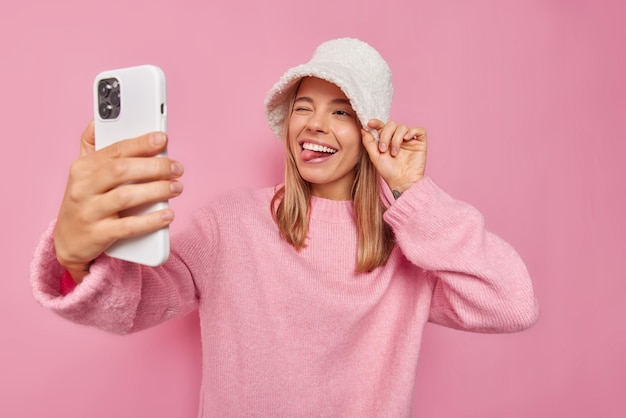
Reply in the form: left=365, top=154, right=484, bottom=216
left=93, top=64, right=169, bottom=266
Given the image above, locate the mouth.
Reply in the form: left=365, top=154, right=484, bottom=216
left=301, top=142, right=337, bottom=154
left=299, top=141, right=338, bottom=163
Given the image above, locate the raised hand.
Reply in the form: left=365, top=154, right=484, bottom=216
left=361, top=119, right=427, bottom=194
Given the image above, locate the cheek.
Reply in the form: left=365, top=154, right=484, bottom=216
left=338, top=127, right=363, bottom=156
left=287, top=139, right=299, bottom=159
left=347, top=140, right=361, bottom=157
left=287, top=114, right=306, bottom=139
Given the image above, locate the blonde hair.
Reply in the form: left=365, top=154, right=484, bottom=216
left=271, top=82, right=394, bottom=273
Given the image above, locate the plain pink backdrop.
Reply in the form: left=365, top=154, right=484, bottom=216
left=2, top=0, right=624, bottom=417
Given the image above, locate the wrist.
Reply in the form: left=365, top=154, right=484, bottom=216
left=387, top=175, right=424, bottom=196
left=57, top=259, right=93, bottom=284
left=387, top=181, right=415, bottom=196
left=66, top=268, right=88, bottom=284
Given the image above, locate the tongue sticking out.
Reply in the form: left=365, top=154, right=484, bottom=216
left=302, top=149, right=334, bottom=162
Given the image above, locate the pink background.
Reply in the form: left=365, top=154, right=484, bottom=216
left=2, top=0, right=624, bottom=416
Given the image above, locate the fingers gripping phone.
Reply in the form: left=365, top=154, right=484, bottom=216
left=94, top=65, right=169, bottom=266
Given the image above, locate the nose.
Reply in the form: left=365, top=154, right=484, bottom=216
left=306, top=110, right=328, bottom=134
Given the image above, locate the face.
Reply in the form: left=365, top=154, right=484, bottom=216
left=287, top=77, right=362, bottom=200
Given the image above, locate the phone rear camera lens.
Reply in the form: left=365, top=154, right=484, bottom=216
left=99, top=103, right=112, bottom=119
left=109, top=90, right=120, bottom=106
left=98, top=80, right=111, bottom=98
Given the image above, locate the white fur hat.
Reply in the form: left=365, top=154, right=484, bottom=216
left=264, top=38, right=393, bottom=139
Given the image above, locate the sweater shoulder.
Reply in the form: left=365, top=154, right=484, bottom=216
left=190, top=186, right=279, bottom=230
left=205, top=186, right=276, bottom=213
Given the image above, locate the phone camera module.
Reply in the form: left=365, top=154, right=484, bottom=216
left=97, top=77, right=121, bottom=119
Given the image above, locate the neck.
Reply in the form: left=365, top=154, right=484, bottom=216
left=309, top=174, right=356, bottom=201
left=310, top=183, right=352, bottom=201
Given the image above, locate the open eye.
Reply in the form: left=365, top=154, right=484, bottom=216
left=334, top=109, right=353, bottom=117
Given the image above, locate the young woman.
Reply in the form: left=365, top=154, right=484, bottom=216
left=31, top=38, right=539, bottom=416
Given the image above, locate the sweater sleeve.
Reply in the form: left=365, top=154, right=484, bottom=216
left=30, top=220, right=201, bottom=335
left=383, top=177, right=539, bottom=333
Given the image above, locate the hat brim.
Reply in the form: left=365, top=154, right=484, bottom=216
left=264, top=62, right=373, bottom=140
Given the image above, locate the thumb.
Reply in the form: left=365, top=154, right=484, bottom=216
left=79, top=120, right=96, bottom=158
left=361, top=128, right=380, bottom=162
left=367, top=118, right=385, bottom=131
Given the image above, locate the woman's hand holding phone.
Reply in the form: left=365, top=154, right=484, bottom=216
left=53, top=122, right=184, bottom=283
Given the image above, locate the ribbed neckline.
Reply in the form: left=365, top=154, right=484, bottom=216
left=309, top=195, right=354, bottom=223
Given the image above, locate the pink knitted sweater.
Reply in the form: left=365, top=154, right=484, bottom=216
left=30, top=177, right=539, bottom=417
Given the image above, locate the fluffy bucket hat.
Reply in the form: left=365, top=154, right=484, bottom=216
left=264, top=38, right=393, bottom=140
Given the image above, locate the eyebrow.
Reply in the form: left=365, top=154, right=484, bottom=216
left=294, top=96, right=352, bottom=106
